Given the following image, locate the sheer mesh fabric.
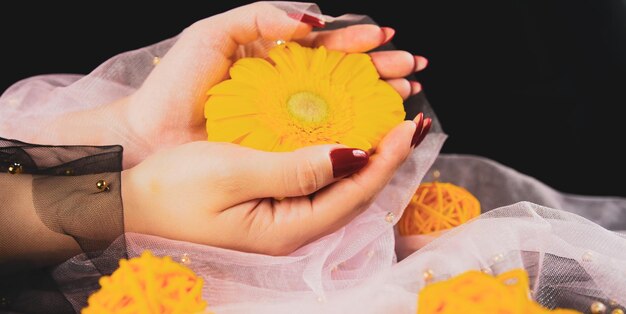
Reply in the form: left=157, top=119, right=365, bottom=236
left=0, top=138, right=124, bottom=313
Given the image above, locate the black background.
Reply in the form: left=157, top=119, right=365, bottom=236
left=1, top=1, right=624, bottom=197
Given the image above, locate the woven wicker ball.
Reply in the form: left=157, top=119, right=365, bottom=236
left=398, top=182, right=481, bottom=236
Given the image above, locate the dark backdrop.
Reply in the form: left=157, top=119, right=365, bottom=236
left=1, top=1, right=625, bottom=197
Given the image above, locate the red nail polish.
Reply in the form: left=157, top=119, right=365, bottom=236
left=287, top=13, right=326, bottom=28
left=380, top=27, right=396, bottom=45
left=411, top=113, right=424, bottom=148
left=414, top=56, right=429, bottom=72
left=414, top=118, right=432, bottom=148
left=331, top=148, right=369, bottom=178
left=409, top=81, right=422, bottom=95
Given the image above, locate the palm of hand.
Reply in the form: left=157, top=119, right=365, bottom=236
left=121, top=10, right=422, bottom=167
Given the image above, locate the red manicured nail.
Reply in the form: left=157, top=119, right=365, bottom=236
left=415, top=118, right=432, bottom=148
left=331, top=148, right=369, bottom=178
left=380, top=27, right=396, bottom=45
left=409, top=81, right=422, bottom=95
left=411, top=113, right=424, bottom=148
left=414, top=56, right=429, bottom=72
left=288, top=13, right=326, bottom=28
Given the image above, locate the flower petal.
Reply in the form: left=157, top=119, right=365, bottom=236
left=207, top=116, right=259, bottom=143
left=238, top=125, right=280, bottom=151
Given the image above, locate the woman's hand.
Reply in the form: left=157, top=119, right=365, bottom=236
left=46, top=2, right=428, bottom=168
left=122, top=114, right=429, bottom=256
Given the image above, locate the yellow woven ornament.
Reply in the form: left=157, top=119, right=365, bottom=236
left=83, top=251, right=208, bottom=314
left=417, top=269, right=581, bottom=314
left=398, top=182, right=481, bottom=236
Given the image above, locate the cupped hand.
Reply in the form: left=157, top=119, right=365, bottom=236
left=109, top=2, right=427, bottom=167
left=122, top=114, right=430, bottom=256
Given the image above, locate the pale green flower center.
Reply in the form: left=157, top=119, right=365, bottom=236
left=287, top=92, right=329, bottom=124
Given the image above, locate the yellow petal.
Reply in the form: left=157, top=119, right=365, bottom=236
left=238, top=125, right=280, bottom=151
left=339, top=134, right=372, bottom=151
left=205, top=96, right=260, bottom=120
left=321, top=49, right=346, bottom=76
left=331, top=53, right=379, bottom=88
left=269, top=44, right=298, bottom=74
left=229, top=57, right=278, bottom=82
left=207, top=79, right=260, bottom=98
left=207, top=116, right=259, bottom=143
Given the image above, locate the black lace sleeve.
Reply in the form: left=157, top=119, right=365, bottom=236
left=0, top=137, right=126, bottom=313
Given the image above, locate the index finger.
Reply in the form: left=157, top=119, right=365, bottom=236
left=299, top=119, right=419, bottom=240
left=296, top=24, right=390, bottom=53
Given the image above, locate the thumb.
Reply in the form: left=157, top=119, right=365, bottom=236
left=234, top=145, right=369, bottom=201
left=136, top=2, right=313, bottom=124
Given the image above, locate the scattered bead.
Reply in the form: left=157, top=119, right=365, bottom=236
left=591, top=301, right=607, bottom=314
left=432, top=169, right=441, bottom=180
left=423, top=269, right=434, bottom=282
left=582, top=251, right=594, bottom=262
left=180, top=253, right=190, bottom=265
left=385, top=212, right=395, bottom=223
left=152, top=56, right=160, bottom=65
left=492, top=253, right=504, bottom=263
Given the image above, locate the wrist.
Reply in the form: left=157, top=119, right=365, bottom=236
left=121, top=169, right=139, bottom=234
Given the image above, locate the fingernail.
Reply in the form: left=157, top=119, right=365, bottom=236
left=414, top=56, right=429, bottom=72
left=415, top=118, right=432, bottom=148
left=409, top=81, right=422, bottom=95
left=411, top=113, right=424, bottom=148
left=331, top=148, right=369, bottom=178
left=287, top=13, right=326, bottom=28
left=380, top=27, right=396, bottom=46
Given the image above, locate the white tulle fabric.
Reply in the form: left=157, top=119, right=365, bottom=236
left=2, top=2, right=626, bottom=313
left=121, top=157, right=626, bottom=314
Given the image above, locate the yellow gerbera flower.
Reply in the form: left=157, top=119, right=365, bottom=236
left=205, top=42, right=405, bottom=152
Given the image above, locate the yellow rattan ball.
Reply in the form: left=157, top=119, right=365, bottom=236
left=398, top=182, right=481, bottom=236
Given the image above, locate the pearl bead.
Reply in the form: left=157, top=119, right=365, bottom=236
left=432, top=169, right=441, bottom=180
left=423, top=269, right=434, bottom=282
left=180, top=253, right=191, bottom=265
left=385, top=212, right=395, bottom=223
left=590, top=301, right=607, bottom=314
